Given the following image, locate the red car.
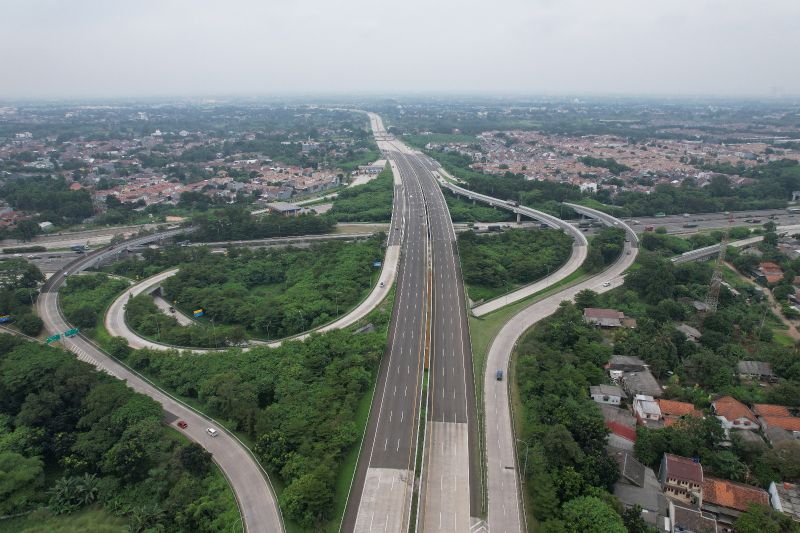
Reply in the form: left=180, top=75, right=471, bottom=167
left=177, top=420, right=188, bottom=429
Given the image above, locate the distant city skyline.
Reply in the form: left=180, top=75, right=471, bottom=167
left=2, top=0, right=800, bottom=99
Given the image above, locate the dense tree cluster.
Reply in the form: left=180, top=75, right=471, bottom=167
left=0, top=258, right=44, bottom=335
left=458, top=228, right=572, bottom=301
left=192, top=207, right=334, bottom=242
left=515, top=302, right=624, bottom=529
left=119, top=238, right=384, bottom=346
left=329, top=166, right=394, bottom=222
left=122, top=327, right=387, bottom=528
left=0, top=335, right=236, bottom=531
left=0, top=176, right=94, bottom=227
left=578, top=156, right=631, bottom=176
left=584, top=227, right=626, bottom=273
left=61, top=273, right=131, bottom=331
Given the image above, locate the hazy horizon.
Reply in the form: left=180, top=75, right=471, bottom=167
left=3, top=0, right=800, bottom=99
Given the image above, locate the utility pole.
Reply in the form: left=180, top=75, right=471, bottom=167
left=704, top=213, right=734, bottom=312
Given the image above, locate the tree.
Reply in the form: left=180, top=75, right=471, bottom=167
left=177, top=443, right=212, bottom=476
left=575, top=289, right=599, bottom=310
left=734, top=504, right=799, bottom=533
left=15, top=313, right=43, bottom=336
left=70, top=306, right=98, bottom=329
left=561, top=495, right=626, bottom=533
left=0, top=259, right=44, bottom=289
left=0, top=452, right=44, bottom=514
left=622, top=504, right=658, bottom=533
left=14, top=220, right=42, bottom=241
left=279, top=470, right=334, bottom=528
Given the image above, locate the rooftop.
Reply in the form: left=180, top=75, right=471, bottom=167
left=664, top=453, right=703, bottom=485
left=658, top=399, right=701, bottom=418
left=702, top=477, right=769, bottom=512
left=737, top=360, right=776, bottom=377
left=761, top=416, right=800, bottom=432
left=770, top=481, right=800, bottom=520
left=584, top=307, right=625, bottom=319
left=752, top=404, right=792, bottom=418
left=713, top=396, right=756, bottom=423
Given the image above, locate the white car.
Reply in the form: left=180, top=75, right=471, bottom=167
left=206, top=428, right=219, bottom=437
left=602, top=281, right=612, bottom=287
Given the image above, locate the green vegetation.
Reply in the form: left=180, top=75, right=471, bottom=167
left=514, top=302, right=623, bottom=529
left=578, top=156, right=631, bottom=175
left=61, top=274, right=131, bottom=331
left=0, top=334, right=237, bottom=531
left=121, top=324, right=388, bottom=530
left=119, top=237, right=384, bottom=346
left=514, top=251, right=800, bottom=526
left=599, top=160, right=800, bottom=216
left=0, top=177, right=93, bottom=230
left=2, top=245, right=46, bottom=254
left=192, top=206, right=335, bottom=242
left=427, top=151, right=581, bottom=215
left=0, top=258, right=44, bottom=336
left=330, top=166, right=393, bottom=222
left=584, top=227, right=626, bottom=273
left=444, top=192, right=514, bottom=223
left=458, top=228, right=572, bottom=301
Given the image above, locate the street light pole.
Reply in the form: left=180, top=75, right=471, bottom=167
left=515, top=438, right=532, bottom=481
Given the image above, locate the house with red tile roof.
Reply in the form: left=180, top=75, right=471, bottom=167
left=701, top=477, right=769, bottom=527
left=752, top=404, right=792, bottom=418
left=659, top=454, right=703, bottom=506
left=757, top=261, right=784, bottom=284
left=759, top=416, right=800, bottom=439
left=712, top=396, right=757, bottom=430
left=658, top=399, right=702, bottom=427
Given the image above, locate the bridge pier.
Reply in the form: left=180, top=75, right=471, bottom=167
left=516, top=212, right=521, bottom=224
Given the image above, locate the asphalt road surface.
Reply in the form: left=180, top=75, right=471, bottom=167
left=36, top=233, right=284, bottom=533
left=484, top=206, right=638, bottom=533
left=343, top=122, right=428, bottom=533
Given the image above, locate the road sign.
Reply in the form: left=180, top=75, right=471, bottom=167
left=373, top=261, right=382, bottom=268
left=64, top=328, right=79, bottom=338
left=193, top=308, right=204, bottom=317
left=46, top=334, right=61, bottom=343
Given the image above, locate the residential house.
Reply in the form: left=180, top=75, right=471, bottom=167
left=753, top=404, right=793, bottom=418
left=607, top=355, right=648, bottom=379
left=712, top=396, right=758, bottom=431
left=600, top=404, right=637, bottom=451
left=633, top=395, right=663, bottom=428
left=589, top=384, right=625, bottom=405
left=659, top=454, right=703, bottom=506
left=764, top=425, right=796, bottom=447
left=759, top=416, right=800, bottom=439
left=737, top=360, right=778, bottom=383
left=658, top=399, right=702, bottom=428
left=701, top=477, right=769, bottom=527
left=584, top=307, right=637, bottom=328
left=621, top=370, right=663, bottom=398
left=668, top=502, right=718, bottom=533
left=676, top=323, right=702, bottom=342
left=608, top=448, right=668, bottom=529
left=768, top=481, right=800, bottom=522
left=756, top=261, right=784, bottom=284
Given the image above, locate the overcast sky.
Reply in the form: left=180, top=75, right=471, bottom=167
left=2, top=0, right=799, bottom=99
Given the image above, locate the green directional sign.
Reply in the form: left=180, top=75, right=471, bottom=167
left=46, top=334, right=61, bottom=344
left=64, top=328, right=79, bottom=338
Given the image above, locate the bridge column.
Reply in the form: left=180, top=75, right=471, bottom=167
left=516, top=212, right=521, bottom=224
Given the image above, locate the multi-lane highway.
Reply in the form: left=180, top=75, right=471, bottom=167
left=343, top=119, right=428, bottom=533
left=343, top=114, right=480, bottom=533
left=36, top=231, right=284, bottom=533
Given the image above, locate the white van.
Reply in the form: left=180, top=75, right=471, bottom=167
left=206, top=428, right=219, bottom=437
